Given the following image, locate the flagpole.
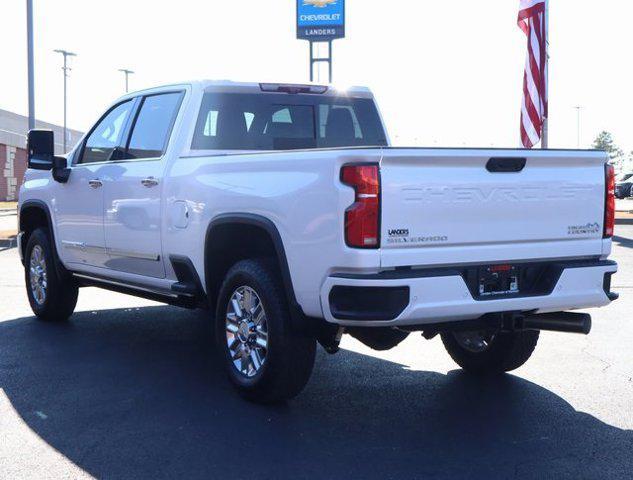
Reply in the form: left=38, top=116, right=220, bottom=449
left=541, top=0, right=549, bottom=149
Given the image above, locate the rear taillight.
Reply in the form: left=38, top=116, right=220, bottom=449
left=341, top=164, right=380, bottom=248
left=604, top=163, right=615, bottom=238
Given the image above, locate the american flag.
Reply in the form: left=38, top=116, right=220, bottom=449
left=518, top=0, right=548, bottom=148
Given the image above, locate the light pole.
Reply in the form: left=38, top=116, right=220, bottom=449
left=118, top=69, right=134, bottom=93
left=574, top=106, right=583, bottom=148
left=53, top=49, right=77, bottom=153
left=26, top=0, right=35, bottom=130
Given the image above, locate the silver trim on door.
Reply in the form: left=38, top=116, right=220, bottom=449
left=62, top=241, right=159, bottom=261
left=106, top=248, right=160, bottom=261
left=61, top=241, right=105, bottom=254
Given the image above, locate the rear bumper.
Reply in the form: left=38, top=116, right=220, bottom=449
left=320, top=260, right=618, bottom=327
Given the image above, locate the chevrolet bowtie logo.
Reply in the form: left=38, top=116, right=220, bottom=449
left=303, top=0, right=337, bottom=7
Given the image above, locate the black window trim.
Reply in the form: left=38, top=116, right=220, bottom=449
left=74, top=97, right=140, bottom=167
left=124, top=90, right=185, bottom=162
left=74, top=89, right=185, bottom=167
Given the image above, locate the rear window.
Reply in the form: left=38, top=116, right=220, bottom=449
left=191, top=92, right=387, bottom=150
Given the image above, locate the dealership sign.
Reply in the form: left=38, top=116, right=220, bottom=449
left=296, top=0, right=345, bottom=41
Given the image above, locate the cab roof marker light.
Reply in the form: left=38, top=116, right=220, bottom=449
left=259, top=83, right=329, bottom=94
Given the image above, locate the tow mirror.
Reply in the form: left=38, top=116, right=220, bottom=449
left=26, top=130, right=71, bottom=183
left=27, top=130, right=54, bottom=170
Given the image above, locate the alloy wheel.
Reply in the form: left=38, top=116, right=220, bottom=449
left=225, top=286, right=268, bottom=377
left=29, top=245, right=48, bottom=306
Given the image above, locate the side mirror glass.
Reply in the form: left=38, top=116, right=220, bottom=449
left=27, top=130, right=55, bottom=170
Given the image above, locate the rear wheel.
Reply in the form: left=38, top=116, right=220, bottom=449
left=24, top=228, right=78, bottom=322
left=215, top=259, right=316, bottom=403
left=441, top=329, right=539, bottom=374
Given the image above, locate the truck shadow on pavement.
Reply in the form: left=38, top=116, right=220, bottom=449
left=613, top=235, right=633, bottom=249
left=1, top=305, right=631, bottom=479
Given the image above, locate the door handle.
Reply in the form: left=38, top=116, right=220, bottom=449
left=88, top=179, right=103, bottom=189
left=141, top=177, right=159, bottom=188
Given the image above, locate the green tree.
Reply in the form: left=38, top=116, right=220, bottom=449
left=592, top=131, right=624, bottom=163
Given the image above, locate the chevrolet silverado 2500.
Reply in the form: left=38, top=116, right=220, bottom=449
left=18, top=80, right=618, bottom=403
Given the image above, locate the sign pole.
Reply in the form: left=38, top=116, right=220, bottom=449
left=296, top=0, right=345, bottom=83
left=328, top=40, right=333, bottom=83
left=308, top=41, right=334, bottom=84
left=309, top=42, right=314, bottom=82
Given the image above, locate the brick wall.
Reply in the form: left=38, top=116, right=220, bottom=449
left=0, top=143, right=27, bottom=202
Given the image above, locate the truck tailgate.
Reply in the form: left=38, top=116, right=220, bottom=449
left=379, top=149, right=607, bottom=268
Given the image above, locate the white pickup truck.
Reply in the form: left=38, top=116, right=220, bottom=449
left=18, top=80, right=618, bottom=403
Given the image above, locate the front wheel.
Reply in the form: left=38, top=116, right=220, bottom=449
left=441, top=329, right=539, bottom=374
left=24, top=228, right=78, bottom=322
left=215, top=259, right=316, bottom=403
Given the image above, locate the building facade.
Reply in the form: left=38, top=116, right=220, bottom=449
left=0, top=108, right=83, bottom=201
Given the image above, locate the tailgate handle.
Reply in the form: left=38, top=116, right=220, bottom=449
left=486, top=157, right=526, bottom=173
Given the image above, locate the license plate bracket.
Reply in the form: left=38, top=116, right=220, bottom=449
left=478, top=264, right=520, bottom=297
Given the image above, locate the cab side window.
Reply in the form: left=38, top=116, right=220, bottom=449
left=79, top=100, right=134, bottom=164
left=126, top=92, right=183, bottom=159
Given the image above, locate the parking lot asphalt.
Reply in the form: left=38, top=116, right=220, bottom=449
left=1, top=229, right=632, bottom=479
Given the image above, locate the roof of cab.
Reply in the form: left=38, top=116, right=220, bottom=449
left=122, top=79, right=374, bottom=99
left=199, top=80, right=374, bottom=99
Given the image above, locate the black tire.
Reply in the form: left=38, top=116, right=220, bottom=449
left=441, top=329, right=539, bottom=374
left=24, top=228, right=78, bottom=322
left=215, top=259, right=316, bottom=403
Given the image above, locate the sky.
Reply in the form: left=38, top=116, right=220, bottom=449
left=1, top=0, right=631, bottom=151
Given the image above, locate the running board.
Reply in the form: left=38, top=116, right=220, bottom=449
left=73, top=273, right=201, bottom=309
